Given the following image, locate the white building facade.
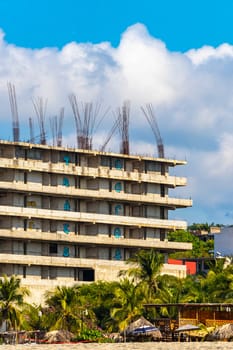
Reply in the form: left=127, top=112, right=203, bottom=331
left=0, top=140, right=192, bottom=302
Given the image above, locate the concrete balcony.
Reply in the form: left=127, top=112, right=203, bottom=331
left=0, top=157, right=187, bottom=187
left=0, top=253, right=187, bottom=278
left=0, top=205, right=188, bottom=230
left=0, top=253, right=126, bottom=269
left=0, top=181, right=192, bottom=208
left=0, top=229, right=192, bottom=251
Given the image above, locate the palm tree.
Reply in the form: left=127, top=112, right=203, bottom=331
left=154, top=274, right=182, bottom=318
left=111, top=278, right=145, bottom=332
left=78, top=281, right=117, bottom=331
left=0, top=274, right=29, bottom=331
left=45, top=285, right=81, bottom=332
left=21, top=304, right=46, bottom=331
left=120, top=249, right=164, bottom=301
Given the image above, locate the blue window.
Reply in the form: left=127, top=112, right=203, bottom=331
left=63, top=177, right=70, bottom=187
left=114, top=182, right=122, bottom=193
left=115, top=159, right=122, bottom=169
left=114, top=227, right=121, bottom=238
left=64, top=155, right=70, bottom=165
left=114, top=248, right=122, bottom=260
left=63, top=223, right=70, bottom=234
left=63, top=247, right=70, bottom=257
left=114, top=204, right=122, bottom=215
left=64, top=200, right=70, bottom=211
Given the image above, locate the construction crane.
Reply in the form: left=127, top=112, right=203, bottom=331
left=7, top=82, right=20, bottom=142
left=141, top=103, right=164, bottom=158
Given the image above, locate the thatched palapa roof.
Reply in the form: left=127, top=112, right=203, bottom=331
left=124, top=316, right=162, bottom=339
left=206, top=323, right=233, bottom=341
left=44, top=330, right=74, bottom=343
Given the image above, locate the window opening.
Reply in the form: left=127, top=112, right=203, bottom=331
left=114, top=248, right=122, bottom=260
left=64, top=200, right=70, bottom=211
left=114, top=204, right=122, bottom=215
left=63, top=247, right=70, bottom=257
left=114, top=227, right=121, bottom=238
left=63, top=155, right=70, bottom=165
left=114, top=182, right=122, bottom=193
left=114, top=159, right=123, bottom=169
left=63, top=177, right=70, bottom=187
left=63, top=223, right=70, bottom=234
left=49, top=243, right=57, bottom=254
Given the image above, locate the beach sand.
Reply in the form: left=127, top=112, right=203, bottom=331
left=0, top=342, right=233, bottom=350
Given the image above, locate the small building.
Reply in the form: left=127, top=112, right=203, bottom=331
left=145, top=303, right=233, bottom=328
left=168, top=258, right=197, bottom=275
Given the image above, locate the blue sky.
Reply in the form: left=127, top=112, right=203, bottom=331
left=0, top=0, right=232, bottom=51
left=0, top=0, right=233, bottom=225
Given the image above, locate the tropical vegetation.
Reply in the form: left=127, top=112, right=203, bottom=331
left=0, top=235, right=232, bottom=341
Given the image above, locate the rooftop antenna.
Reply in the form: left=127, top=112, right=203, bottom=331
left=32, top=97, right=47, bottom=145
left=117, top=100, right=130, bottom=154
left=141, top=103, right=164, bottom=158
left=69, top=94, right=109, bottom=150
left=7, top=82, right=20, bottom=142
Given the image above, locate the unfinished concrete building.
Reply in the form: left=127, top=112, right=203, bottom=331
left=0, top=140, right=192, bottom=302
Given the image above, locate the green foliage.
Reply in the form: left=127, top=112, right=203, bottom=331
left=21, top=304, right=47, bottom=331
left=0, top=274, right=29, bottom=331
left=188, top=223, right=210, bottom=231
left=74, top=328, right=106, bottom=342
left=78, top=281, right=117, bottom=331
left=44, top=285, right=84, bottom=333
left=111, top=278, right=145, bottom=331
left=120, top=249, right=164, bottom=300
left=168, top=230, right=214, bottom=258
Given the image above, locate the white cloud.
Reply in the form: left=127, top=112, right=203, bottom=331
left=0, top=23, right=233, bottom=224
left=186, top=43, right=233, bottom=65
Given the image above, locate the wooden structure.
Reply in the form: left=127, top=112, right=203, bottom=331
left=144, top=303, right=233, bottom=328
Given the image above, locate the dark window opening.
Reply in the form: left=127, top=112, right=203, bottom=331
left=160, top=207, right=165, bottom=219
left=41, top=266, right=57, bottom=280
left=78, top=268, right=95, bottom=282
left=23, top=219, right=27, bottom=231
left=49, top=243, right=57, bottom=255
left=161, top=184, right=165, bottom=197
left=160, top=229, right=166, bottom=241
left=23, top=242, right=27, bottom=255
left=23, top=266, right=26, bottom=278
left=161, top=163, right=165, bottom=175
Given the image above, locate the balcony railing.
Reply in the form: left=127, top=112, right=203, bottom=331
left=0, top=205, right=188, bottom=230
left=0, top=180, right=192, bottom=208
left=0, top=157, right=187, bottom=187
left=0, top=229, right=192, bottom=251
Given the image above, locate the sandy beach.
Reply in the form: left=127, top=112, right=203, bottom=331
left=0, top=342, right=233, bottom=350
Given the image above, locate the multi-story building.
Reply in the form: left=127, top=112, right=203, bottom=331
left=0, top=140, right=192, bottom=302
